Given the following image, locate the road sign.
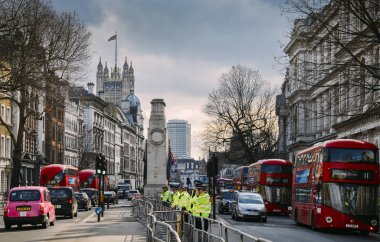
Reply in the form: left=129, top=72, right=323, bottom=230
left=95, top=207, right=103, bottom=215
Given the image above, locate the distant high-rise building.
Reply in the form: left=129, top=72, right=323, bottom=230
left=167, top=119, right=191, bottom=159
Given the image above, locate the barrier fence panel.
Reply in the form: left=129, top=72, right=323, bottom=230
left=133, top=197, right=272, bottom=242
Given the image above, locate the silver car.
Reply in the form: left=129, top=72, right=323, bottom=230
left=231, top=192, right=267, bottom=222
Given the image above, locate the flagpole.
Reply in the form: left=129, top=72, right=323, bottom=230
left=115, top=31, right=117, bottom=70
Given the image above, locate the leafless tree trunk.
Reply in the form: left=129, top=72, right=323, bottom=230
left=201, top=65, right=278, bottom=164
left=0, top=0, right=91, bottom=188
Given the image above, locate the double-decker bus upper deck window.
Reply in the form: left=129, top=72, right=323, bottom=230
left=327, top=148, right=377, bottom=164
left=46, top=171, right=65, bottom=186
left=262, top=165, right=291, bottom=173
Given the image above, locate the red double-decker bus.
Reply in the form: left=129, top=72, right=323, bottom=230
left=40, top=164, right=79, bottom=191
left=79, top=169, right=99, bottom=190
left=293, top=139, right=379, bottom=235
left=216, top=178, right=234, bottom=194
left=78, top=169, right=109, bottom=190
left=248, top=159, right=292, bottom=214
left=232, top=166, right=249, bottom=191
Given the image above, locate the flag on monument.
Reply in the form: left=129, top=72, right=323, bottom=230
left=108, top=34, right=116, bottom=41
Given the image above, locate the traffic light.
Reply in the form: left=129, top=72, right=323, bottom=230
left=207, top=154, right=219, bottom=177
left=212, top=154, right=218, bottom=176
left=101, top=154, right=107, bottom=174
left=96, top=154, right=102, bottom=174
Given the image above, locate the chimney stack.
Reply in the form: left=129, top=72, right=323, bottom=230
left=87, top=82, right=94, bottom=94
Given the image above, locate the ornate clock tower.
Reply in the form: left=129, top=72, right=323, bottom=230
left=144, top=99, right=168, bottom=196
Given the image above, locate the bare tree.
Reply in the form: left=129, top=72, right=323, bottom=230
left=0, top=0, right=91, bottom=188
left=201, top=65, right=278, bottom=164
left=281, top=0, right=380, bottom=117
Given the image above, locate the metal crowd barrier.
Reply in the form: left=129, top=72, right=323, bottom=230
left=133, top=197, right=181, bottom=242
left=133, top=197, right=272, bottom=242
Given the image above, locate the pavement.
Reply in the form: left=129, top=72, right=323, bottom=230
left=0, top=199, right=146, bottom=242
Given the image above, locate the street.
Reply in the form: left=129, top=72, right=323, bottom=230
left=217, top=213, right=380, bottom=242
left=0, top=200, right=146, bottom=242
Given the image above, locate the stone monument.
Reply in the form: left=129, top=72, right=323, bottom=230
left=144, top=99, right=168, bottom=196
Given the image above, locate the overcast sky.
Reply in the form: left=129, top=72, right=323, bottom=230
left=51, top=0, right=290, bottom=159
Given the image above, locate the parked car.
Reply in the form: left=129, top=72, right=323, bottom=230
left=80, top=188, right=99, bottom=206
left=127, top=190, right=140, bottom=201
left=117, top=184, right=131, bottom=199
left=231, top=192, right=267, bottom=222
left=104, top=191, right=118, bottom=205
left=48, top=187, right=78, bottom=219
left=3, top=186, right=56, bottom=230
left=74, top=192, right=91, bottom=211
left=217, top=189, right=236, bottom=214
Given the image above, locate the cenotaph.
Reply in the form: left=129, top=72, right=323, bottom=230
left=144, top=99, right=168, bottom=196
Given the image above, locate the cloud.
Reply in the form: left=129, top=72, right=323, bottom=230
left=51, top=0, right=289, bottom=159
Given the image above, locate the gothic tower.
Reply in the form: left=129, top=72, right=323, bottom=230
left=96, top=58, right=103, bottom=95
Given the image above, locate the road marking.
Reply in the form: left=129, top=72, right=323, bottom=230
left=81, top=213, right=96, bottom=223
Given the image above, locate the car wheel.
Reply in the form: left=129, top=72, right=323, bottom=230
left=5, top=223, right=11, bottom=231
left=17, top=224, right=22, bottom=229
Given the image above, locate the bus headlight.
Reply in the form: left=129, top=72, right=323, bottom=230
left=325, top=216, right=333, bottom=224
left=288, top=206, right=292, bottom=211
left=371, top=219, right=378, bottom=226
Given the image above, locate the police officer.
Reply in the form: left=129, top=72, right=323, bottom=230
left=192, top=185, right=211, bottom=232
left=171, top=187, right=181, bottom=209
left=160, top=186, right=172, bottom=207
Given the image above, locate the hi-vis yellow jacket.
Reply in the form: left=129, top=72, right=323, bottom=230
left=171, top=191, right=181, bottom=208
left=191, top=192, right=211, bottom=218
left=178, top=191, right=191, bottom=211
left=160, top=190, right=172, bottom=202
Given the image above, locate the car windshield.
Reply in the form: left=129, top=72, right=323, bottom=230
left=10, top=190, right=41, bottom=202
left=75, top=193, right=83, bottom=198
left=50, top=189, right=71, bottom=198
left=239, top=195, right=263, bottom=204
left=81, top=189, right=96, bottom=196
left=118, top=185, right=131, bottom=190
left=222, top=192, right=235, bottom=200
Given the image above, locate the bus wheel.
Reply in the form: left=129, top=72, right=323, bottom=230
left=311, top=213, right=317, bottom=231
left=294, top=209, right=300, bottom=226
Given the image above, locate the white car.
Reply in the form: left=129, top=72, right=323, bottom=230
left=231, top=192, right=267, bottom=222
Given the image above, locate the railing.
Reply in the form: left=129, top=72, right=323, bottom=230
left=133, top=197, right=272, bottom=242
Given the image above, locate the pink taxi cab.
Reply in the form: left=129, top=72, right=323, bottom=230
left=3, top=186, right=56, bottom=230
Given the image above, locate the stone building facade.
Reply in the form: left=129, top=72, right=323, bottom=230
left=277, top=5, right=380, bottom=162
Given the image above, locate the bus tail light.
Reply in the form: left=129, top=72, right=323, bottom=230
left=69, top=198, right=73, bottom=204
left=325, top=216, right=333, bottom=224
